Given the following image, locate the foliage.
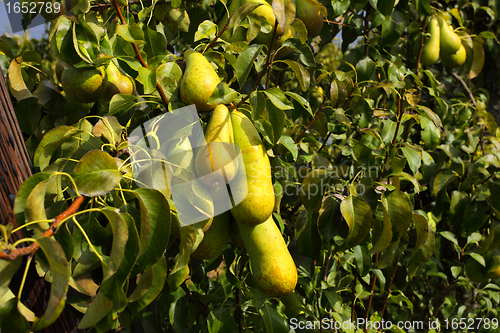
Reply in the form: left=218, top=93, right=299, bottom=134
left=1, top=0, right=500, bottom=332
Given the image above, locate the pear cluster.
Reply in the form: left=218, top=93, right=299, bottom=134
left=60, top=61, right=135, bottom=104
left=421, top=14, right=466, bottom=68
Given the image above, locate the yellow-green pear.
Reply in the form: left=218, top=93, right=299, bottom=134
left=180, top=50, right=220, bottom=111
left=238, top=215, right=297, bottom=297
left=296, top=0, right=324, bottom=37
left=230, top=110, right=275, bottom=226
left=103, top=61, right=135, bottom=100
left=441, top=44, right=466, bottom=68
left=61, top=66, right=107, bottom=103
left=438, top=15, right=462, bottom=55
left=421, top=16, right=440, bottom=66
left=191, top=211, right=230, bottom=260
left=195, top=105, right=238, bottom=189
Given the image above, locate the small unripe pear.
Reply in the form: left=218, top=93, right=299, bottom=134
left=296, top=0, right=324, bottom=37
left=103, top=61, right=135, bottom=100
left=441, top=44, right=466, bottom=68
left=61, top=66, right=107, bottom=103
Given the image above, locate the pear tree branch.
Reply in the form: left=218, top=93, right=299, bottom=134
left=111, top=0, right=170, bottom=107
left=0, top=196, right=85, bottom=261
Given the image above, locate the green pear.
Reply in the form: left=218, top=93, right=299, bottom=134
left=296, top=0, right=324, bottom=37
left=441, top=44, right=466, bottom=68
left=438, top=15, right=462, bottom=55
left=191, top=211, right=231, bottom=260
left=238, top=215, right=297, bottom=297
left=230, top=110, right=275, bottom=226
left=61, top=66, right=107, bottom=103
left=195, top=104, right=239, bottom=189
left=180, top=50, right=220, bottom=112
left=103, top=61, right=135, bottom=100
left=421, top=16, right=440, bottom=66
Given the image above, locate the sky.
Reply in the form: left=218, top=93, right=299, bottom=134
left=0, top=1, right=48, bottom=40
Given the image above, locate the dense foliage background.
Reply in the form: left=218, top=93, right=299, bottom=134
left=1, top=0, right=500, bottom=332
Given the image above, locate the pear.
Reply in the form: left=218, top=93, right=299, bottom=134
left=55, top=61, right=68, bottom=83
left=242, top=0, right=283, bottom=44
left=191, top=211, right=231, bottom=260
left=61, top=66, right=107, bottom=103
left=296, top=0, right=324, bottom=37
left=274, top=27, right=294, bottom=59
left=441, top=44, right=466, bottom=68
left=238, top=215, right=297, bottom=297
left=421, top=16, right=440, bottom=66
left=229, top=110, right=275, bottom=226
left=195, top=104, right=239, bottom=189
left=180, top=50, right=220, bottom=112
left=438, top=15, right=462, bottom=55
left=103, top=61, right=135, bottom=100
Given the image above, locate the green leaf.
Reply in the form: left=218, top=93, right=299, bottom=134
left=259, top=302, right=289, bottom=333
left=433, top=169, right=458, bottom=197
left=231, top=2, right=265, bottom=34
left=92, top=116, right=123, bottom=145
left=382, top=189, right=412, bottom=240
left=280, top=135, right=298, bottom=160
left=137, top=67, right=157, bottom=95
left=157, top=61, right=183, bottom=100
left=280, top=60, right=310, bottom=92
left=469, top=36, right=485, bottom=80
left=356, top=56, right=376, bottom=83
left=0, top=258, right=22, bottom=299
left=0, top=298, right=30, bottom=332
left=78, top=292, right=113, bottom=329
left=32, top=237, right=71, bottom=331
left=34, top=125, right=82, bottom=170
left=380, top=10, right=405, bottom=47
left=281, top=38, right=316, bottom=67
left=415, top=105, right=442, bottom=129
left=108, top=94, right=138, bottom=117
left=132, top=188, right=171, bottom=272
left=236, top=44, right=263, bottom=87
left=295, top=211, right=322, bottom=258
left=263, top=87, right=293, bottom=110
left=209, top=307, right=236, bottom=333
left=8, top=56, right=32, bottom=100
left=71, top=150, right=122, bottom=196
left=284, top=91, right=313, bottom=116
left=116, top=23, right=145, bottom=45
left=73, top=20, right=99, bottom=63
left=299, top=169, right=329, bottom=212
left=143, top=26, right=167, bottom=59
left=377, top=0, right=395, bottom=16
left=127, top=256, right=168, bottom=317
left=208, top=82, right=239, bottom=105
left=13, top=172, right=52, bottom=226
left=410, top=213, right=430, bottom=257
left=266, top=99, right=285, bottom=144
left=194, top=20, right=217, bottom=42
left=401, top=143, right=422, bottom=175
left=338, top=195, right=373, bottom=251
left=420, top=116, right=440, bottom=149
left=272, top=0, right=296, bottom=34
left=370, top=204, right=393, bottom=254
left=100, top=208, right=129, bottom=280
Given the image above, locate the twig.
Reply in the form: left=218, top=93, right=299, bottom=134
left=380, top=256, right=400, bottom=321
left=0, top=196, right=85, bottom=261
left=416, top=20, right=426, bottom=73
left=233, top=19, right=279, bottom=109
left=294, top=92, right=327, bottom=144
left=181, top=282, right=210, bottom=317
left=364, top=252, right=379, bottom=332
left=449, top=70, right=476, bottom=107
left=111, top=0, right=170, bottom=107
left=235, top=249, right=246, bottom=333
left=203, top=13, right=234, bottom=54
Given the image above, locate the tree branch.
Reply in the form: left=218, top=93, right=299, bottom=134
left=0, top=196, right=85, bottom=261
left=111, top=0, right=170, bottom=107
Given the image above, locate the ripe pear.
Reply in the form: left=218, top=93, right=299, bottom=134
left=61, top=66, right=107, bottom=103
left=296, top=0, right=324, bottom=37
left=421, top=16, right=440, bottom=66
left=238, top=215, right=297, bottom=297
left=441, top=44, right=466, bottom=68
left=242, top=0, right=283, bottom=44
left=103, top=61, right=135, bottom=100
left=180, top=50, right=220, bottom=112
left=229, top=110, right=275, bottom=226
left=438, top=15, right=462, bottom=55
left=195, top=104, right=239, bottom=189
left=191, top=211, right=231, bottom=260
